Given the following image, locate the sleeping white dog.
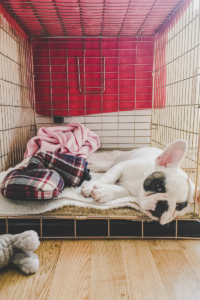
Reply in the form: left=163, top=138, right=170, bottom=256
left=81, top=140, right=196, bottom=225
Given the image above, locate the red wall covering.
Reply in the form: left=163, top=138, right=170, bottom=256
left=33, top=37, right=154, bottom=116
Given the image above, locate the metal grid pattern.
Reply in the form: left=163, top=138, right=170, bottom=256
left=151, top=0, right=200, bottom=213
left=0, top=3, right=36, bottom=172
left=0, top=0, right=200, bottom=230
left=1, top=0, right=184, bottom=37
left=1, top=216, right=200, bottom=240
left=33, top=37, right=154, bottom=116
left=33, top=37, right=153, bottom=149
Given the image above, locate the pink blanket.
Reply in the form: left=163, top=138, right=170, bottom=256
left=24, top=123, right=100, bottom=159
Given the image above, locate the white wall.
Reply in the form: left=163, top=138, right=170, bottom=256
left=36, top=109, right=151, bottom=150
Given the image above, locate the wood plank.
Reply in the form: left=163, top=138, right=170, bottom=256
left=0, top=240, right=62, bottom=300
left=90, top=240, right=129, bottom=300
left=0, top=267, right=24, bottom=299
left=147, top=240, right=182, bottom=251
left=151, top=249, right=200, bottom=300
left=1, top=240, right=200, bottom=300
left=121, top=240, right=169, bottom=300
left=48, top=241, right=91, bottom=300
left=179, top=240, right=200, bottom=279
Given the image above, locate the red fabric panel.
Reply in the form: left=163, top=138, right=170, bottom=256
left=33, top=37, right=154, bottom=116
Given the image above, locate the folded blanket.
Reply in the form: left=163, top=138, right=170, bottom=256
left=24, top=122, right=100, bottom=159
left=1, top=151, right=92, bottom=201
left=1, top=167, right=64, bottom=200
left=28, top=151, right=91, bottom=187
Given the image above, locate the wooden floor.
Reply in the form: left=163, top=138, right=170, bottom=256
left=0, top=240, right=200, bottom=300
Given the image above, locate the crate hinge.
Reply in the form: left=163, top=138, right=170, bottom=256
left=189, top=212, right=200, bottom=220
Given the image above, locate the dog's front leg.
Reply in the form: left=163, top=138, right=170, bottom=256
left=81, top=163, right=124, bottom=197
left=91, top=184, right=130, bottom=203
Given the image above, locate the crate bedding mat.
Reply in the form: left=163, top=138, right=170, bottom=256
left=0, top=150, right=149, bottom=216
left=0, top=150, right=195, bottom=217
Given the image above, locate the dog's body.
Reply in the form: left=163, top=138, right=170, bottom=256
left=81, top=140, right=195, bottom=224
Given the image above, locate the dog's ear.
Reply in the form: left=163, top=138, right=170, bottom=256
left=155, top=140, right=187, bottom=169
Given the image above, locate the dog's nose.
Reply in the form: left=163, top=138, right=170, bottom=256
left=150, top=200, right=169, bottom=219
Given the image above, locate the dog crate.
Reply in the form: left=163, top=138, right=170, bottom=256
left=0, top=0, right=200, bottom=239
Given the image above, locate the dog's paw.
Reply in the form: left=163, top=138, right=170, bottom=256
left=140, top=194, right=166, bottom=211
left=91, top=184, right=113, bottom=203
left=81, top=181, right=97, bottom=197
left=143, top=199, right=157, bottom=211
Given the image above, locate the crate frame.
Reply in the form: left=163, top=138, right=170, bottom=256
left=1, top=215, right=200, bottom=239
left=0, top=0, right=200, bottom=239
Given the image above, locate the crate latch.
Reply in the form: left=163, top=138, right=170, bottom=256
left=76, top=216, right=87, bottom=220
left=152, top=69, right=160, bottom=77
left=151, top=124, right=158, bottom=130
left=77, top=57, right=105, bottom=93
left=30, top=124, right=37, bottom=132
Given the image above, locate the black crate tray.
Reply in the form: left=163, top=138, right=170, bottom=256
left=1, top=217, right=200, bottom=239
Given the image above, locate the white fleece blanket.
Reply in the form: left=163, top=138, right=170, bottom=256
left=0, top=151, right=142, bottom=215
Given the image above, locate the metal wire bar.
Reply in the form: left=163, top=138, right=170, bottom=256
left=118, top=0, right=132, bottom=36
left=0, top=11, right=36, bottom=172
left=134, top=38, right=138, bottom=148
left=79, top=0, right=85, bottom=36
left=100, top=0, right=106, bottom=36
left=0, top=0, right=188, bottom=37
left=33, top=36, right=155, bottom=39
left=48, top=39, right=53, bottom=123
left=108, top=219, right=110, bottom=238
left=26, top=0, right=50, bottom=36
left=40, top=218, right=42, bottom=239
left=77, top=57, right=105, bottom=93
left=136, top=0, right=158, bottom=36
left=155, top=0, right=187, bottom=35
left=52, top=0, right=67, bottom=36
left=1, top=216, right=200, bottom=239
left=152, top=0, right=200, bottom=216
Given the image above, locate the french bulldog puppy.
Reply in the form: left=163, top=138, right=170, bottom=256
left=81, top=140, right=196, bottom=225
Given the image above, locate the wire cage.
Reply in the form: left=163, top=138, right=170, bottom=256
left=0, top=0, right=200, bottom=239
left=0, top=5, right=36, bottom=172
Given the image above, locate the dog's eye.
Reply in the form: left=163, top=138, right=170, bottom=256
left=143, top=172, right=166, bottom=193
left=151, top=180, right=165, bottom=193
left=176, top=201, right=188, bottom=211
left=156, top=183, right=161, bottom=190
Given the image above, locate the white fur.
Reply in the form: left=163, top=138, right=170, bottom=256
left=82, top=140, right=195, bottom=225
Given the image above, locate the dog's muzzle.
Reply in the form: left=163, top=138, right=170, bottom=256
left=150, top=200, right=169, bottom=219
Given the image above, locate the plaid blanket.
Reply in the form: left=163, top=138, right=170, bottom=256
left=30, top=151, right=91, bottom=187
left=1, top=167, right=64, bottom=200
left=1, top=151, right=91, bottom=201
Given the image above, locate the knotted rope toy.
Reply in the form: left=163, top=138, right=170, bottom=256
left=0, top=230, right=40, bottom=275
